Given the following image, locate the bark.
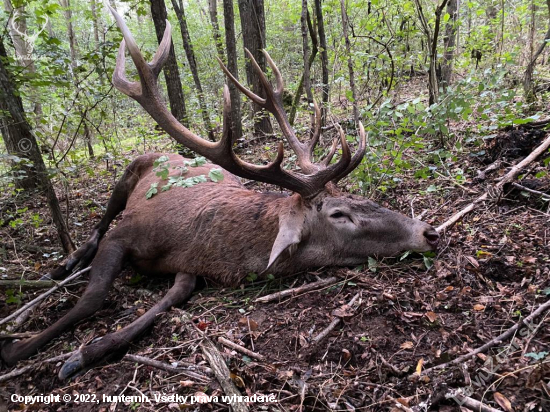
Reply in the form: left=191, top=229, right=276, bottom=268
left=440, top=0, right=458, bottom=89
left=237, top=0, right=273, bottom=137
left=150, top=0, right=188, bottom=126
left=523, top=0, right=550, bottom=102
left=171, top=0, right=214, bottom=140
left=222, top=0, right=243, bottom=140
left=207, top=0, right=225, bottom=60
left=314, top=0, right=329, bottom=125
left=0, top=39, right=75, bottom=253
left=340, top=0, right=359, bottom=125
left=301, top=0, right=313, bottom=106
left=4, top=0, right=42, bottom=115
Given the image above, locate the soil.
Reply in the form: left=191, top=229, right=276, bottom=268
left=0, top=125, right=549, bottom=412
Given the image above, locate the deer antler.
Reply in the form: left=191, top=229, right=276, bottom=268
left=110, top=6, right=365, bottom=198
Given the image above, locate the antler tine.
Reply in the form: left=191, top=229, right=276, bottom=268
left=332, top=122, right=367, bottom=183
left=113, top=39, right=141, bottom=98
left=216, top=57, right=265, bottom=105
left=262, top=50, right=284, bottom=94
left=149, top=21, right=172, bottom=77
left=321, top=137, right=339, bottom=166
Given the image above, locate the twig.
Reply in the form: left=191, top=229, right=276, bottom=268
left=254, top=277, right=339, bottom=303
left=0, top=332, right=36, bottom=339
left=475, top=159, right=502, bottom=182
left=372, top=348, right=404, bottom=376
left=0, top=352, right=73, bottom=383
left=445, top=391, right=503, bottom=412
left=200, top=338, right=249, bottom=412
left=418, top=297, right=550, bottom=377
left=312, top=293, right=360, bottom=344
left=0, top=279, right=57, bottom=288
left=511, top=182, right=550, bottom=200
left=123, top=354, right=210, bottom=382
left=437, top=133, right=550, bottom=232
left=218, top=337, right=265, bottom=361
left=0, top=266, right=91, bottom=327
left=0, top=242, right=52, bottom=254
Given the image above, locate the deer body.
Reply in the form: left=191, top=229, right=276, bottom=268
left=0, top=8, right=439, bottom=379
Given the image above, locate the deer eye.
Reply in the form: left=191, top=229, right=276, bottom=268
left=330, top=212, right=345, bottom=219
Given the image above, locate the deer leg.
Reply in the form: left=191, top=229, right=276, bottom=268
left=58, top=272, right=196, bottom=380
left=1, top=242, right=126, bottom=366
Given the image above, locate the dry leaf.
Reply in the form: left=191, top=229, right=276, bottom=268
left=493, top=392, right=513, bottom=412
left=416, top=358, right=424, bottom=375
left=341, top=349, right=352, bottom=362
left=229, top=373, right=245, bottom=388
left=425, top=311, right=438, bottom=323
left=400, top=341, right=414, bottom=350
left=465, top=256, right=479, bottom=268
left=136, top=308, right=146, bottom=316
left=179, top=380, right=194, bottom=387
left=193, top=391, right=209, bottom=403
left=444, top=286, right=454, bottom=292
left=473, top=304, right=486, bottom=311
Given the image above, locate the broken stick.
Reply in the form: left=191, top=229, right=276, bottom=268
left=255, top=276, right=339, bottom=303
left=437, top=133, right=550, bottom=232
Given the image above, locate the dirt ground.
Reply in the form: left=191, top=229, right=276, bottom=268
left=0, top=124, right=549, bottom=411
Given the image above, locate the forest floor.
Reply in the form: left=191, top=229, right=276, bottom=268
left=0, top=121, right=549, bottom=412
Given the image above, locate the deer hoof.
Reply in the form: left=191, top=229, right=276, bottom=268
left=58, top=351, right=85, bottom=381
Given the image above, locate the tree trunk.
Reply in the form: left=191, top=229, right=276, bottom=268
left=171, top=0, right=214, bottom=140
left=301, top=0, right=313, bottom=106
left=524, top=0, right=550, bottom=102
left=222, top=0, right=243, bottom=140
left=61, top=0, right=95, bottom=159
left=4, top=0, right=42, bottom=116
left=0, top=39, right=75, bottom=253
left=440, top=0, right=458, bottom=89
left=207, top=0, right=225, bottom=60
left=150, top=0, right=188, bottom=126
left=339, top=0, right=359, bottom=125
left=314, top=0, right=329, bottom=125
left=237, top=0, right=273, bottom=137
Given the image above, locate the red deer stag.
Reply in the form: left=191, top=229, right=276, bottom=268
left=0, top=8, right=439, bottom=379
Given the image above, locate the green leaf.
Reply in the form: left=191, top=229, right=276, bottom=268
left=189, top=156, right=207, bottom=167
left=156, top=167, right=169, bottom=180
left=209, top=169, right=224, bottom=183
left=153, top=155, right=170, bottom=168
left=146, top=183, right=158, bottom=199
left=368, top=257, right=377, bottom=272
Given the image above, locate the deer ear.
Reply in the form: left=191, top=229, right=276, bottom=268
left=266, top=198, right=306, bottom=272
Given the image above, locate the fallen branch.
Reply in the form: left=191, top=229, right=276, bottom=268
left=218, top=337, right=265, bottom=361
left=255, top=276, right=339, bottom=303
left=0, top=352, right=73, bottom=383
left=0, top=266, right=91, bottom=327
left=418, top=297, right=550, bottom=377
left=123, top=354, right=210, bottom=382
left=445, top=391, right=503, bottom=412
left=0, top=332, right=37, bottom=339
left=200, top=338, right=249, bottom=412
left=0, top=279, right=57, bottom=288
left=312, top=293, right=360, bottom=344
left=437, top=133, right=550, bottom=232
left=511, top=182, right=550, bottom=200
left=0, top=242, right=52, bottom=254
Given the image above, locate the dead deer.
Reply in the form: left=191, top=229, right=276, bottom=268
left=0, top=8, right=439, bottom=379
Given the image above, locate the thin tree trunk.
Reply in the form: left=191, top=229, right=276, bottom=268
left=237, top=0, right=273, bottom=137
left=0, top=39, right=75, bottom=253
left=222, top=0, right=243, bottom=140
left=440, top=0, right=458, bottom=89
left=524, top=0, right=550, bottom=102
left=207, top=0, right=225, bottom=60
left=171, top=0, right=214, bottom=140
left=150, top=0, right=188, bottom=126
left=290, top=9, right=318, bottom=125
left=340, top=0, right=359, bottom=125
left=314, top=0, right=329, bottom=125
left=4, top=0, right=42, bottom=116
left=301, top=0, right=313, bottom=106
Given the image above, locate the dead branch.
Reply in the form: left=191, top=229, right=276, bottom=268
left=312, top=292, right=360, bottom=344
left=0, top=332, right=37, bottom=339
left=218, top=336, right=265, bottom=361
left=418, top=296, right=550, bottom=377
left=123, top=354, right=210, bottom=382
left=475, top=159, right=502, bottom=182
left=0, top=352, right=73, bottom=383
left=437, top=133, right=550, bottom=232
left=0, top=266, right=91, bottom=327
left=0, top=242, right=52, bottom=254
left=0, top=279, right=57, bottom=288
left=255, top=276, right=339, bottom=303
left=200, top=338, right=249, bottom=412
left=511, top=182, right=550, bottom=200
left=445, top=391, right=504, bottom=412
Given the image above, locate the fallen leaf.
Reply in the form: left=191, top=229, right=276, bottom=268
left=416, top=358, right=424, bottom=375
left=341, top=349, right=352, bottom=362
left=465, top=256, right=479, bottom=268
left=444, top=286, right=454, bottom=292
left=425, top=311, right=438, bottom=323
left=229, top=373, right=245, bottom=388
left=473, top=304, right=486, bottom=311
left=193, top=391, right=209, bottom=403
left=179, top=380, right=194, bottom=387
left=400, top=341, right=414, bottom=350
left=524, top=256, right=537, bottom=264
left=493, top=392, right=513, bottom=412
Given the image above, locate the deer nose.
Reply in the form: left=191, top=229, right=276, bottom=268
left=423, top=229, right=440, bottom=247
